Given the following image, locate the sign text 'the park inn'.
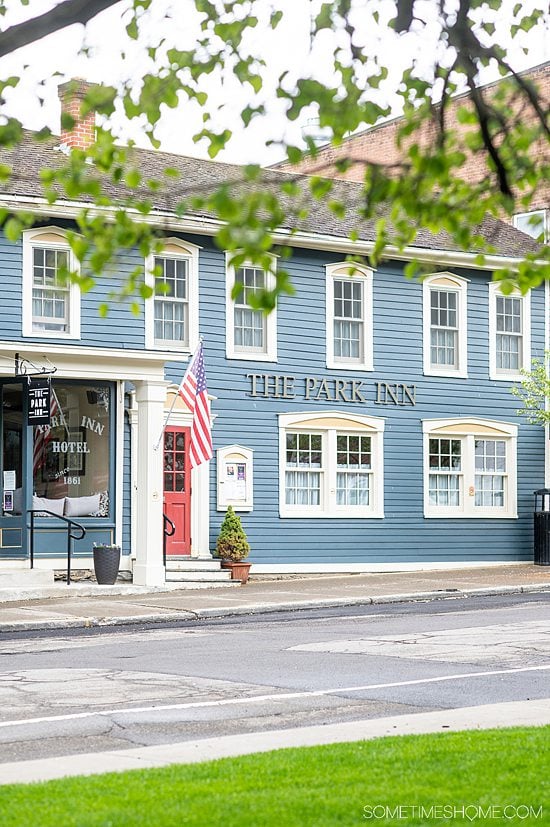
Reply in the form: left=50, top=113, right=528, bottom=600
left=246, top=374, right=416, bottom=406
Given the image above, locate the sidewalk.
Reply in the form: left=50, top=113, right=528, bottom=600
left=1, top=564, right=549, bottom=632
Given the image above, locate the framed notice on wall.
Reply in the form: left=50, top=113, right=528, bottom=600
left=217, top=445, right=253, bottom=512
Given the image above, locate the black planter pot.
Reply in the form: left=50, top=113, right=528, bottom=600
left=93, top=544, right=121, bottom=585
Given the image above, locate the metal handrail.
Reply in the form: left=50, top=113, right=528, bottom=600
left=163, top=512, right=176, bottom=566
left=26, top=509, right=86, bottom=585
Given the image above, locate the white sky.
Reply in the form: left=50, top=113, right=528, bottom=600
left=0, top=0, right=548, bottom=164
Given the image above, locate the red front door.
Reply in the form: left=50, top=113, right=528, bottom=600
left=163, top=427, right=191, bottom=556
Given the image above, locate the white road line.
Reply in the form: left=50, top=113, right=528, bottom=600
left=1, top=663, right=550, bottom=730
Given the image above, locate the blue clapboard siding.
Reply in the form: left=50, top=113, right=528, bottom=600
left=1, top=223, right=544, bottom=568
left=80, top=249, right=145, bottom=349
left=163, top=241, right=545, bottom=566
left=0, top=229, right=146, bottom=349
left=0, top=234, right=24, bottom=338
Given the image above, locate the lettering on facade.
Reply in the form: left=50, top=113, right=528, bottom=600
left=246, top=374, right=416, bottom=406
left=374, top=382, right=416, bottom=406
left=51, top=441, right=91, bottom=455
left=81, top=416, right=105, bottom=435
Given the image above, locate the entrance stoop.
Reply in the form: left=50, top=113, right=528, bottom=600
left=165, top=559, right=237, bottom=584
left=0, top=569, right=55, bottom=588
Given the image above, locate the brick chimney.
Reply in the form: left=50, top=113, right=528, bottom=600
left=58, top=79, right=96, bottom=149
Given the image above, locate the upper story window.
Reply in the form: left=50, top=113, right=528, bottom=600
left=488, top=283, right=530, bottom=381
left=226, top=255, right=277, bottom=361
left=423, top=418, right=517, bottom=519
left=326, top=262, right=373, bottom=370
left=423, top=273, right=468, bottom=378
left=145, top=238, right=199, bottom=352
left=279, top=411, right=384, bottom=518
left=513, top=210, right=547, bottom=242
left=22, top=228, right=80, bottom=339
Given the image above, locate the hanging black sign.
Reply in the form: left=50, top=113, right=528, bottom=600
left=27, top=378, right=51, bottom=426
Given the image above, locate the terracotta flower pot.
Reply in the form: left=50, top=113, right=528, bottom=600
left=220, top=560, right=251, bottom=584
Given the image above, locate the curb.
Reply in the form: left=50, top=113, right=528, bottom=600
left=2, top=699, right=550, bottom=785
left=0, top=583, right=548, bottom=633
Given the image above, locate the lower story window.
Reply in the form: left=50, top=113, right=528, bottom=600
left=423, top=419, right=517, bottom=518
left=474, top=439, right=506, bottom=508
left=428, top=438, right=462, bottom=507
left=336, top=434, right=371, bottom=506
left=279, top=412, right=384, bottom=518
left=32, top=383, right=112, bottom=518
left=285, top=433, right=322, bottom=506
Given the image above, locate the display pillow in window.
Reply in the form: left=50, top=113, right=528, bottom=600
left=90, top=490, right=109, bottom=517
left=32, top=496, right=66, bottom=517
left=64, top=494, right=101, bottom=518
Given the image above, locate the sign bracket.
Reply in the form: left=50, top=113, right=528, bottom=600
left=15, top=352, right=57, bottom=379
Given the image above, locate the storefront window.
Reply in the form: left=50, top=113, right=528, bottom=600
left=33, top=384, right=111, bottom=517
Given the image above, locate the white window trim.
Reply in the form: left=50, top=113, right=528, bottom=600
left=488, top=283, right=531, bottom=382
left=326, top=262, right=374, bottom=371
left=225, top=253, right=278, bottom=362
left=513, top=209, right=548, bottom=242
left=145, top=238, right=200, bottom=353
left=22, top=227, right=81, bottom=339
left=422, top=272, right=468, bottom=378
left=279, top=410, right=385, bottom=518
left=423, top=417, right=518, bottom=519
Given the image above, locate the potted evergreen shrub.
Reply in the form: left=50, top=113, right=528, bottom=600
left=216, top=506, right=251, bottom=583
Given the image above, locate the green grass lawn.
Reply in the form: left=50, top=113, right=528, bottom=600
left=1, top=727, right=548, bottom=826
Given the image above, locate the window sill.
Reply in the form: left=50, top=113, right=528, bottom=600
left=227, top=350, right=278, bottom=363
left=24, top=330, right=80, bottom=341
left=423, top=368, right=468, bottom=379
left=280, top=509, right=384, bottom=519
left=148, top=341, right=191, bottom=353
left=424, top=511, right=517, bottom=519
left=489, top=372, right=525, bottom=383
left=326, top=359, right=373, bottom=371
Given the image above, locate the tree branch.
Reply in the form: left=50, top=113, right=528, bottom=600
left=0, top=0, right=122, bottom=60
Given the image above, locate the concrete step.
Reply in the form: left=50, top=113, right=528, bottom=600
left=165, top=570, right=233, bottom=583
left=165, top=559, right=224, bottom=572
left=0, top=569, right=55, bottom=588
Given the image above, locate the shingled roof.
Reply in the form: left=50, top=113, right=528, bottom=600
left=0, top=130, right=539, bottom=259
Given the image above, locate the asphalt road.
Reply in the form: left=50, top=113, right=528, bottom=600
left=1, top=593, right=549, bottom=764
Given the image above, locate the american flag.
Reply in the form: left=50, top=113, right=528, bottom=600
left=178, top=342, right=213, bottom=467
left=32, top=391, right=60, bottom=475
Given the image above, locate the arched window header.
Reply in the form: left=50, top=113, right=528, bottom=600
left=279, top=410, right=385, bottom=432
left=423, top=417, right=517, bottom=438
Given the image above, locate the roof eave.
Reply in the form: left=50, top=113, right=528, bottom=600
left=0, top=192, right=534, bottom=272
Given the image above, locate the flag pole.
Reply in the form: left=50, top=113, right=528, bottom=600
left=153, top=339, right=201, bottom=452
left=51, top=386, right=69, bottom=437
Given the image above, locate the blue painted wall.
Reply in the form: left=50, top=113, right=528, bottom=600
left=0, top=225, right=544, bottom=566
left=165, top=240, right=545, bottom=565
left=0, top=227, right=146, bottom=349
